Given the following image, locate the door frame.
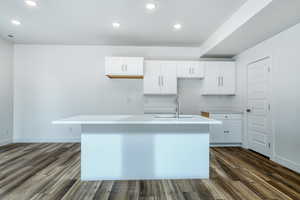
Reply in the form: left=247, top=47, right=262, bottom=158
left=245, top=56, right=275, bottom=159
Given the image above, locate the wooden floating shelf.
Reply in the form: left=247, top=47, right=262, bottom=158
left=106, top=75, right=144, bottom=79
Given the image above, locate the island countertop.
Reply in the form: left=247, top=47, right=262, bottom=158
left=52, top=114, right=221, bottom=125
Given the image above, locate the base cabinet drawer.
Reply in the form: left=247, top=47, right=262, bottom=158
left=210, top=114, right=242, bottom=144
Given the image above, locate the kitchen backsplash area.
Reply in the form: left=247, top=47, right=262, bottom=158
left=144, top=79, right=243, bottom=115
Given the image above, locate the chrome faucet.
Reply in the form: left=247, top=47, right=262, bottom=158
left=176, top=95, right=180, bottom=118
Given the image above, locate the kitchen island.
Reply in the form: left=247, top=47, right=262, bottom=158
left=53, top=115, right=221, bottom=181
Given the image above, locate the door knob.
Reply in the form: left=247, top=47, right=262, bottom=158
left=246, top=109, right=251, bottom=113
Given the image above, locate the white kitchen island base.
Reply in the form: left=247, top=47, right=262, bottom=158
left=81, top=124, right=209, bottom=180
left=53, top=115, right=221, bottom=181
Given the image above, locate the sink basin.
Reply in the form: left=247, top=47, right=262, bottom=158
left=178, top=115, right=195, bottom=118
left=154, top=115, right=195, bottom=119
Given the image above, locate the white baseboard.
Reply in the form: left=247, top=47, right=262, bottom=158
left=0, top=138, right=13, bottom=146
left=210, top=143, right=242, bottom=147
left=13, top=138, right=80, bottom=143
left=273, top=155, right=300, bottom=174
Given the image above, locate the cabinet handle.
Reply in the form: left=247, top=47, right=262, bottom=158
left=191, top=68, right=194, bottom=74
left=189, top=67, right=191, bottom=74
left=217, top=77, right=220, bottom=86
left=221, top=76, right=224, bottom=86
left=161, top=76, right=164, bottom=86
left=158, top=76, right=161, bottom=86
left=121, top=64, right=124, bottom=71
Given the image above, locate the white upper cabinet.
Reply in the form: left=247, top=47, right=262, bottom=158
left=177, top=61, right=204, bottom=78
left=160, top=62, right=178, bottom=94
left=202, top=61, right=236, bottom=95
left=105, top=57, right=144, bottom=78
left=144, top=61, right=177, bottom=95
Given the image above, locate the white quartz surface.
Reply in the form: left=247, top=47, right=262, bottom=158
left=53, top=115, right=221, bottom=125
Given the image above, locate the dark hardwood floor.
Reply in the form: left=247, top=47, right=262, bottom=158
left=0, top=143, right=299, bottom=200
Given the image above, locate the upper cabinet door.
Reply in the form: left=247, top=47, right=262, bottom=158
left=105, top=57, right=124, bottom=75
left=105, top=57, right=144, bottom=78
left=144, top=61, right=161, bottom=94
left=177, top=62, right=190, bottom=78
left=219, top=62, right=236, bottom=95
left=160, top=62, right=177, bottom=94
left=202, top=62, right=220, bottom=95
left=177, top=62, right=204, bottom=78
left=190, top=62, right=204, bottom=78
left=202, top=61, right=236, bottom=95
left=122, top=58, right=144, bottom=76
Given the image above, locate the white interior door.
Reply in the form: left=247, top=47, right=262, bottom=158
left=247, top=58, right=272, bottom=157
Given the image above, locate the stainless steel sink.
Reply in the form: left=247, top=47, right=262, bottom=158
left=154, top=115, right=195, bottom=119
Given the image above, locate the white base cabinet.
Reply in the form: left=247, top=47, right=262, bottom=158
left=210, top=114, right=242, bottom=144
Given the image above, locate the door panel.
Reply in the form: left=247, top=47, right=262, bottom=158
left=123, top=60, right=138, bottom=75
left=160, top=63, right=177, bottom=94
left=209, top=123, right=224, bottom=143
left=144, top=61, right=161, bottom=94
left=177, top=63, right=190, bottom=78
left=190, top=62, right=204, bottom=78
left=203, top=62, right=220, bottom=94
left=193, top=62, right=204, bottom=78
left=247, top=58, right=271, bottom=157
left=110, top=58, right=125, bottom=75
left=220, top=62, right=236, bottom=94
left=224, top=120, right=242, bottom=143
left=248, top=116, right=268, bottom=133
left=248, top=100, right=268, bottom=115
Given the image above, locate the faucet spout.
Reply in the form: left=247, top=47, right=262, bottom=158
left=176, top=95, right=180, bottom=119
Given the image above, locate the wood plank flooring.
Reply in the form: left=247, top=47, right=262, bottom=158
left=0, top=143, right=299, bottom=200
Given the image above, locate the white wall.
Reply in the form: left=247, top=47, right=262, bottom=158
left=0, top=38, right=14, bottom=145
left=236, top=22, right=300, bottom=173
left=13, top=45, right=240, bottom=142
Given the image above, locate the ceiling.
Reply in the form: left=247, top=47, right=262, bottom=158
left=0, top=0, right=246, bottom=46
left=204, top=0, right=300, bottom=57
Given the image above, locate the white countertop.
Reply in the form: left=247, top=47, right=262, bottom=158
left=52, top=115, right=221, bottom=125
left=201, top=110, right=243, bottom=114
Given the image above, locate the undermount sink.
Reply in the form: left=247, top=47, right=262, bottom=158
left=154, top=115, right=195, bottom=119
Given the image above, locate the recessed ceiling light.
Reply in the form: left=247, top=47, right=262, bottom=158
left=112, top=22, right=120, bottom=29
left=11, top=19, right=21, bottom=26
left=173, top=23, right=182, bottom=30
left=25, top=0, right=37, bottom=7
left=146, top=3, right=157, bottom=11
